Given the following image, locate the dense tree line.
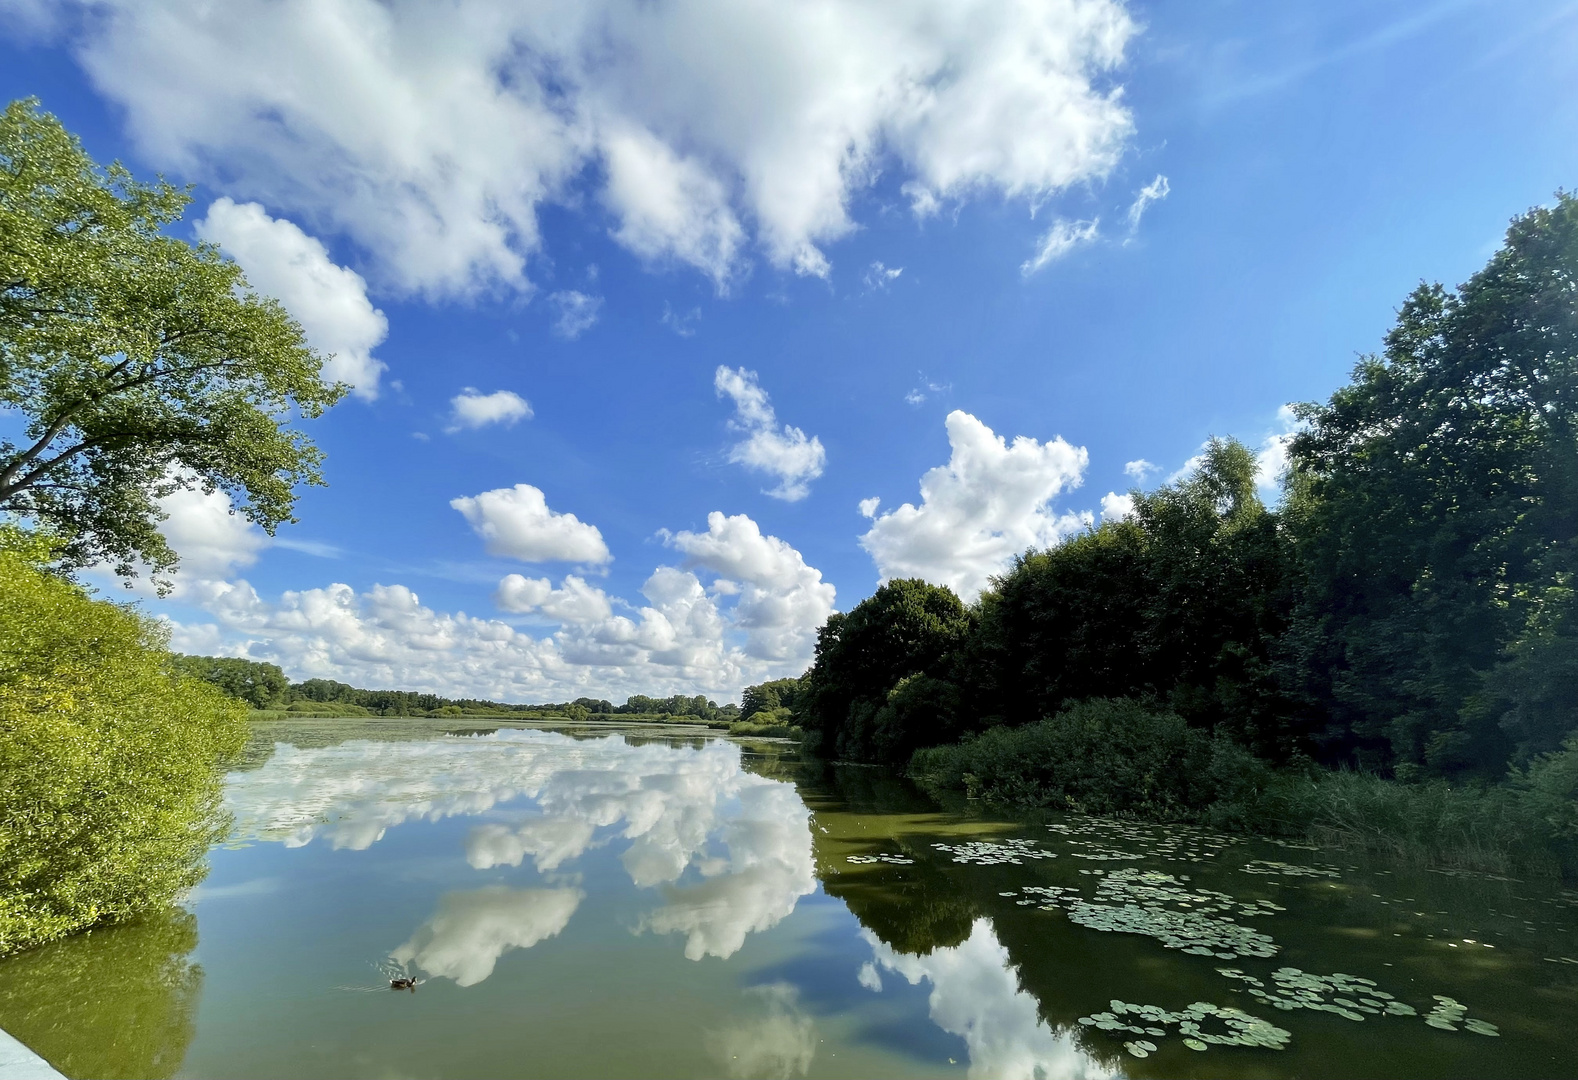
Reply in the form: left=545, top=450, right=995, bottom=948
left=793, top=194, right=1578, bottom=789
left=173, top=657, right=740, bottom=722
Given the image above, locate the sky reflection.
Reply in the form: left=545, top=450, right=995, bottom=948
left=228, top=731, right=816, bottom=971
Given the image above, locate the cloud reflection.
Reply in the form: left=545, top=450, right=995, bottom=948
left=391, top=885, right=583, bottom=986
left=228, top=730, right=815, bottom=961
left=705, top=983, right=817, bottom=1080
left=864, top=919, right=1109, bottom=1080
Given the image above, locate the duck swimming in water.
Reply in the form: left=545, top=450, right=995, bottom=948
left=390, top=976, right=417, bottom=991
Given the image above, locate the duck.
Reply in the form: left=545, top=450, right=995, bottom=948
left=390, top=976, right=417, bottom=991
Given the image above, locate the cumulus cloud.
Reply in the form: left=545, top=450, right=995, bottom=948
left=715, top=367, right=826, bottom=502
left=858, top=497, right=881, bottom=520
left=1126, top=173, right=1170, bottom=232
left=865, top=920, right=1105, bottom=1080
left=447, top=388, right=533, bottom=432
left=195, top=198, right=387, bottom=398
left=153, top=480, right=270, bottom=591
left=860, top=411, right=1090, bottom=600
left=548, top=291, right=603, bottom=339
left=494, top=574, right=614, bottom=623
left=391, top=886, right=582, bottom=987
left=1099, top=491, right=1135, bottom=522
left=55, top=0, right=1136, bottom=294
left=1255, top=404, right=1301, bottom=498
left=159, top=483, right=829, bottom=700
left=451, top=484, right=611, bottom=565
left=664, top=511, right=837, bottom=662
left=1021, top=217, right=1100, bottom=275
left=1122, top=458, right=1156, bottom=481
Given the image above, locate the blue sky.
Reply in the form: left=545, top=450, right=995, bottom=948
left=3, top=0, right=1575, bottom=702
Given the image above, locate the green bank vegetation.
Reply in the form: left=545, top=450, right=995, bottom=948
left=0, top=541, right=247, bottom=954
left=765, top=194, right=1578, bottom=878
left=0, top=98, right=339, bottom=954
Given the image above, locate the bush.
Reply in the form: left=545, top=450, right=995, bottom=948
left=910, top=698, right=1278, bottom=819
left=0, top=551, right=247, bottom=954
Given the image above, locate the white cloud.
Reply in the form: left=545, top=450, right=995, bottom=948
left=1254, top=405, right=1301, bottom=499
left=860, top=410, right=1090, bottom=601
left=905, top=373, right=951, bottom=406
left=1122, top=458, right=1156, bottom=481
left=195, top=198, right=387, bottom=399
left=857, top=497, right=881, bottom=520
left=155, top=481, right=269, bottom=590
left=162, top=490, right=828, bottom=700
left=447, top=388, right=533, bottom=432
left=661, top=303, right=701, bottom=337
left=1099, top=491, right=1134, bottom=522
left=58, top=0, right=1137, bottom=295
left=1021, top=217, right=1100, bottom=275
left=1125, top=173, right=1170, bottom=232
left=391, top=885, right=583, bottom=987
left=664, top=511, right=837, bottom=662
left=863, top=261, right=903, bottom=291
left=495, top=574, right=614, bottom=623
left=714, top=367, right=826, bottom=502
left=603, top=126, right=744, bottom=288
left=451, top=484, right=611, bottom=565
left=548, top=291, right=603, bottom=339
left=866, top=919, right=1106, bottom=1080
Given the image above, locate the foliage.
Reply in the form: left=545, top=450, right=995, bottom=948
left=1285, top=193, right=1578, bottom=775
left=910, top=698, right=1280, bottom=821
left=966, top=438, right=1299, bottom=760
left=169, top=654, right=287, bottom=709
left=0, top=98, right=343, bottom=588
left=797, top=194, right=1578, bottom=813
left=0, top=551, right=247, bottom=954
left=798, top=578, right=974, bottom=762
left=741, top=677, right=805, bottom=721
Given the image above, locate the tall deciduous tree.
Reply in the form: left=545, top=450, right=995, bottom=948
left=0, top=99, right=343, bottom=588
left=1286, top=193, right=1578, bottom=775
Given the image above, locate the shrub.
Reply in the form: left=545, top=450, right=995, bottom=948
left=0, top=551, right=247, bottom=954
left=910, top=698, right=1271, bottom=819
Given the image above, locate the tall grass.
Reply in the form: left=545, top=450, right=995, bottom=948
left=910, top=698, right=1578, bottom=880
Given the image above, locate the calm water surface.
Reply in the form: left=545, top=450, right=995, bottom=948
left=1, top=720, right=1575, bottom=1079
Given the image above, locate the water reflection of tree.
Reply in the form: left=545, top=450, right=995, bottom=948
left=0, top=906, right=201, bottom=1079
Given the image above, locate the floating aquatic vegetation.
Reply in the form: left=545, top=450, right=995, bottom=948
left=1216, top=967, right=1413, bottom=1020
left=1049, top=868, right=1281, bottom=959
left=1078, top=999, right=1290, bottom=1054
left=1240, top=860, right=1341, bottom=878
left=931, top=838, right=1054, bottom=865
left=1046, top=817, right=1242, bottom=864
left=1215, top=969, right=1500, bottom=1037
left=845, top=853, right=915, bottom=865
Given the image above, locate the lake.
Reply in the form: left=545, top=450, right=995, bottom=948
left=1, top=720, right=1574, bottom=1079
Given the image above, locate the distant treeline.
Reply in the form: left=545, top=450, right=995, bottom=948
left=171, top=656, right=740, bottom=723
left=747, top=196, right=1578, bottom=872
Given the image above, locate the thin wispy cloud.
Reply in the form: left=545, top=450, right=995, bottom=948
left=1021, top=218, right=1100, bottom=275
left=549, top=291, right=603, bottom=339
left=1126, top=175, right=1170, bottom=232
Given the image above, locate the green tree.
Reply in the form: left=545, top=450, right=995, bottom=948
left=1286, top=193, right=1578, bottom=775
left=0, top=547, right=247, bottom=954
left=799, top=579, right=973, bottom=762
left=170, top=654, right=288, bottom=709
left=0, top=99, right=343, bottom=588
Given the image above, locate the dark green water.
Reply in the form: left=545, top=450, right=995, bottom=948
left=1, top=721, right=1574, bottom=1079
